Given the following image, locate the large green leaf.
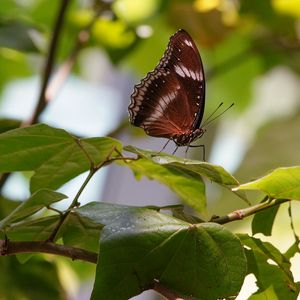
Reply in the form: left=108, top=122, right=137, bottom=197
left=239, top=234, right=298, bottom=299
left=0, top=189, right=66, bottom=229
left=0, top=118, right=21, bottom=134
left=0, top=124, right=121, bottom=192
left=121, top=146, right=241, bottom=211
left=125, top=146, right=238, bottom=186
left=0, top=124, right=75, bottom=171
left=234, top=167, right=300, bottom=200
left=75, top=202, right=247, bottom=300
left=121, top=146, right=205, bottom=212
left=60, top=212, right=102, bottom=253
left=30, top=137, right=121, bottom=192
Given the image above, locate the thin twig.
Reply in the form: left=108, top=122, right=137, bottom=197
left=210, top=198, right=289, bottom=224
left=46, top=146, right=117, bottom=242
left=0, top=1, right=71, bottom=191
left=46, top=168, right=96, bottom=242
left=26, top=0, right=71, bottom=125
left=288, top=202, right=300, bottom=243
left=44, top=7, right=102, bottom=103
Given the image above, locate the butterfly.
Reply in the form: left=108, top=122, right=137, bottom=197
left=128, top=29, right=206, bottom=156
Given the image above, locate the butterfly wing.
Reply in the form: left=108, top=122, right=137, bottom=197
left=128, top=29, right=205, bottom=140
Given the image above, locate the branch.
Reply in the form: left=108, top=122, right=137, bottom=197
left=26, top=0, right=71, bottom=125
left=0, top=239, right=196, bottom=300
left=210, top=198, right=289, bottom=224
left=0, top=1, right=71, bottom=192
left=0, top=240, right=97, bottom=263
left=0, top=238, right=187, bottom=300
left=152, top=281, right=184, bottom=300
left=46, top=147, right=117, bottom=242
left=43, top=7, right=102, bottom=105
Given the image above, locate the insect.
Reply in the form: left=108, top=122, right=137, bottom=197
left=128, top=29, right=207, bottom=157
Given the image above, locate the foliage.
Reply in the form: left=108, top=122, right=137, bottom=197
left=0, top=0, right=300, bottom=300
left=0, top=124, right=299, bottom=299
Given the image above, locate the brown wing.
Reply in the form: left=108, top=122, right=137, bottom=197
left=128, top=29, right=205, bottom=139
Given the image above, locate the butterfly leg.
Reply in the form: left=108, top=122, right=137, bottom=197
left=172, top=145, right=179, bottom=155
left=185, top=146, right=189, bottom=158
left=157, top=139, right=171, bottom=154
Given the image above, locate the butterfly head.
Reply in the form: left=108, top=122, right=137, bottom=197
left=174, top=128, right=206, bottom=146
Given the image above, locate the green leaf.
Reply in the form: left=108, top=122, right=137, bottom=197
left=284, top=241, right=300, bottom=260
left=245, top=248, right=298, bottom=299
left=0, top=189, right=66, bottom=229
left=239, top=234, right=298, bottom=298
left=60, top=212, right=102, bottom=253
left=234, top=167, right=300, bottom=200
left=126, top=145, right=239, bottom=185
left=30, top=137, right=121, bottom=192
left=2, top=215, right=60, bottom=263
left=0, top=124, right=121, bottom=192
left=121, top=146, right=244, bottom=211
left=0, top=118, right=21, bottom=134
left=121, top=146, right=206, bottom=212
left=3, top=215, right=60, bottom=241
left=252, top=201, right=280, bottom=236
left=248, top=285, right=279, bottom=300
left=0, top=124, right=75, bottom=171
left=76, top=202, right=247, bottom=300
left=0, top=196, right=21, bottom=220
left=0, top=19, right=39, bottom=52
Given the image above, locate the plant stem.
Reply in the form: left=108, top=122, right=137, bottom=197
left=0, top=240, right=97, bottom=263
left=46, top=146, right=117, bottom=242
left=211, top=198, right=289, bottom=224
left=71, top=168, right=96, bottom=208
left=288, top=202, right=300, bottom=243
left=0, top=1, right=71, bottom=192
left=27, top=0, right=71, bottom=125
left=44, top=7, right=102, bottom=103
left=46, top=168, right=96, bottom=242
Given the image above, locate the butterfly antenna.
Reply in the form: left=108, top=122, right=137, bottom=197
left=201, top=102, right=224, bottom=127
left=202, top=103, right=234, bottom=128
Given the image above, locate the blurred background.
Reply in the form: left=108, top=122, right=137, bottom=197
left=0, top=0, right=300, bottom=299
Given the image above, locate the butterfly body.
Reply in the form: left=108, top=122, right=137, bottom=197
left=128, top=29, right=206, bottom=148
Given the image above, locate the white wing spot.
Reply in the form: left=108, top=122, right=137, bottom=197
left=184, top=39, right=193, bottom=47
left=181, top=65, right=191, bottom=78
left=174, top=64, right=185, bottom=77
left=144, top=90, right=178, bottom=124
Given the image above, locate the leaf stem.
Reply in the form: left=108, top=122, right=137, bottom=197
left=288, top=202, right=300, bottom=243
left=210, top=198, right=289, bottom=224
left=46, top=146, right=117, bottom=242
left=71, top=168, right=96, bottom=208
